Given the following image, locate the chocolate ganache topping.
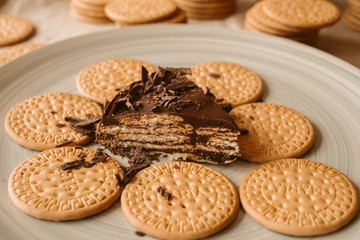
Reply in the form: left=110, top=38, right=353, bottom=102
left=101, top=66, right=239, bottom=131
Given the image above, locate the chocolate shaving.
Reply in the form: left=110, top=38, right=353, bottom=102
left=116, top=146, right=151, bottom=190
left=56, top=123, right=66, bottom=128
left=73, top=116, right=102, bottom=128
left=134, top=231, right=146, bottom=237
left=91, top=149, right=108, bottom=164
left=69, top=125, right=93, bottom=135
left=167, top=81, right=197, bottom=92
left=209, top=73, right=221, bottom=78
left=58, top=159, right=85, bottom=170
left=55, top=139, right=74, bottom=148
left=115, top=172, right=122, bottom=188
left=70, top=116, right=102, bottom=135
left=64, top=116, right=81, bottom=123
left=83, top=162, right=95, bottom=168
left=50, top=110, right=57, bottom=114
left=218, top=103, right=232, bottom=113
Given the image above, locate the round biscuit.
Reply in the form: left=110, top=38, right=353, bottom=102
left=262, top=0, right=340, bottom=29
left=76, top=58, right=157, bottom=104
left=71, top=7, right=112, bottom=23
left=104, top=0, right=178, bottom=24
left=229, top=103, right=315, bottom=162
left=77, top=0, right=108, bottom=6
left=71, top=1, right=108, bottom=18
left=4, top=92, right=103, bottom=151
left=190, top=61, right=263, bottom=107
left=247, top=1, right=316, bottom=35
left=240, top=158, right=359, bottom=236
left=0, top=15, right=34, bottom=47
left=121, top=161, right=239, bottom=239
left=0, top=43, right=44, bottom=66
left=114, top=8, right=187, bottom=27
left=8, top=147, right=122, bottom=221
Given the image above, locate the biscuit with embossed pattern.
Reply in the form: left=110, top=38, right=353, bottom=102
left=0, top=15, right=34, bottom=47
left=190, top=61, right=263, bottom=107
left=0, top=43, right=44, bottom=65
left=121, top=161, right=239, bottom=239
left=229, top=103, right=315, bottom=162
left=104, top=0, right=178, bottom=24
left=240, top=158, right=358, bottom=236
left=8, top=147, right=122, bottom=221
left=76, top=58, right=157, bottom=104
left=262, top=0, right=340, bottom=29
left=4, top=92, right=103, bottom=151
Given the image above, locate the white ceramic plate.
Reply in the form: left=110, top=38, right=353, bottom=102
left=0, top=25, right=359, bottom=240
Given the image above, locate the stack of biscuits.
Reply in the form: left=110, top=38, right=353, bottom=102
left=71, top=0, right=111, bottom=24
left=344, top=0, right=360, bottom=31
left=174, top=0, right=236, bottom=20
left=104, top=0, right=187, bottom=27
left=243, top=0, right=341, bottom=45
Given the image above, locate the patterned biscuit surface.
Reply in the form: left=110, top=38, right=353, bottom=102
left=262, top=0, right=340, bottom=29
left=229, top=103, right=314, bottom=162
left=8, top=147, right=122, bottom=221
left=240, top=158, right=359, bottom=236
left=0, top=43, right=44, bottom=65
left=190, top=62, right=263, bottom=107
left=105, top=0, right=178, bottom=24
left=5, top=92, right=103, bottom=151
left=0, top=15, right=34, bottom=47
left=121, top=161, right=239, bottom=239
left=76, top=58, right=157, bottom=104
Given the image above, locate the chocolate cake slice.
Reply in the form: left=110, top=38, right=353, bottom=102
left=95, top=67, right=241, bottom=164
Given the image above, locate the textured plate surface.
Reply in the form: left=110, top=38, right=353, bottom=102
left=0, top=25, right=359, bottom=239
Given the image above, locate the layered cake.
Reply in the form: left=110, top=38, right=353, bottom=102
left=95, top=67, right=241, bottom=164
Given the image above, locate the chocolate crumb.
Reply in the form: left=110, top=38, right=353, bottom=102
left=239, top=128, right=249, bottom=135
left=181, top=204, right=186, bottom=208
left=55, top=139, right=74, bottom=148
left=56, top=123, right=66, bottom=128
left=174, top=164, right=179, bottom=169
left=50, top=110, right=57, bottom=114
left=75, top=146, right=83, bottom=149
left=77, top=152, right=86, bottom=158
left=157, top=186, right=172, bottom=201
left=249, top=116, right=255, bottom=120
left=134, top=231, right=146, bottom=237
left=209, top=72, right=221, bottom=78
left=67, top=170, right=72, bottom=174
